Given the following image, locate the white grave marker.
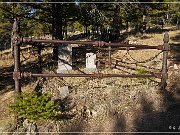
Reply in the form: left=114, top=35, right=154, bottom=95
left=86, top=53, right=97, bottom=69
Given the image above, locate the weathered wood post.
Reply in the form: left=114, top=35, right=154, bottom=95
left=37, top=44, right=42, bottom=73
left=161, top=32, right=170, bottom=90
left=108, top=44, right=112, bottom=69
left=12, top=17, right=21, bottom=95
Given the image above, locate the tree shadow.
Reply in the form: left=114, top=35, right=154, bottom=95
left=0, top=61, right=40, bottom=93
left=134, top=94, right=180, bottom=134
left=0, top=52, right=55, bottom=93
left=36, top=114, right=85, bottom=134
left=0, top=38, right=11, bottom=51
left=145, top=27, right=170, bottom=34
left=170, top=33, right=180, bottom=43
left=126, top=26, right=170, bottom=36
left=67, top=33, right=90, bottom=41
left=61, top=117, right=84, bottom=133
left=170, top=43, right=180, bottom=63
left=139, top=35, right=153, bottom=40
left=112, top=112, right=126, bottom=133
left=52, top=97, right=85, bottom=133
left=133, top=40, right=180, bottom=133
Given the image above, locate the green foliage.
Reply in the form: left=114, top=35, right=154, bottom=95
left=9, top=92, right=61, bottom=122
left=73, top=21, right=84, bottom=32
left=0, top=1, right=179, bottom=45
left=136, top=68, right=149, bottom=74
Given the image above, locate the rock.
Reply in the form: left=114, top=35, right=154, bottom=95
left=27, top=123, right=37, bottom=135
left=90, top=110, right=98, bottom=117
left=23, top=119, right=29, bottom=129
left=58, top=86, right=70, bottom=99
left=174, top=64, right=178, bottom=70
left=128, top=40, right=137, bottom=44
left=23, top=120, right=38, bottom=135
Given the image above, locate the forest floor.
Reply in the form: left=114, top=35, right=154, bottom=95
left=0, top=26, right=180, bottom=134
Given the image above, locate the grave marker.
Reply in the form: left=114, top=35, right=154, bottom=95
left=57, top=45, right=72, bottom=73
left=86, top=53, right=97, bottom=70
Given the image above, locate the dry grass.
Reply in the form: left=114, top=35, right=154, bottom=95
left=51, top=28, right=179, bottom=132
left=0, top=91, right=15, bottom=133
left=0, top=45, right=53, bottom=132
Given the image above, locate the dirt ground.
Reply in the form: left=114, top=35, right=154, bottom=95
left=0, top=27, right=180, bottom=134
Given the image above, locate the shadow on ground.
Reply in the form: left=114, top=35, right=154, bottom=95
left=170, top=31, right=180, bottom=62
left=134, top=31, right=180, bottom=134
left=170, top=44, right=180, bottom=65
left=134, top=94, right=180, bottom=133
left=0, top=54, right=56, bottom=93
left=171, top=32, right=180, bottom=43
left=0, top=62, right=40, bottom=93
left=127, top=27, right=170, bottom=36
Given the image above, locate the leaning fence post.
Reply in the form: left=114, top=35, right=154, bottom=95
left=161, top=32, right=169, bottom=90
left=13, top=17, right=21, bottom=95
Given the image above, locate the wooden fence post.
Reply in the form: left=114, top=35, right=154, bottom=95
left=13, top=17, right=21, bottom=95
left=108, top=43, right=111, bottom=69
left=37, top=44, right=42, bottom=73
left=161, top=32, right=169, bottom=90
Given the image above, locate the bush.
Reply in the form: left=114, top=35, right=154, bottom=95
left=9, top=92, right=61, bottom=122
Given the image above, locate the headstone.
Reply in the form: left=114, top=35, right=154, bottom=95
left=57, top=45, right=72, bottom=73
left=86, top=53, right=97, bottom=70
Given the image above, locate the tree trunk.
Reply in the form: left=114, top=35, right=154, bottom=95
left=85, top=25, right=88, bottom=36
left=112, top=4, right=120, bottom=31
left=64, top=18, right=67, bottom=39
left=126, top=21, right=129, bottom=32
left=52, top=3, right=63, bottom=61
left=177, top=18, right=179, bottom=30
left=166, top=4, right=170, bottom=24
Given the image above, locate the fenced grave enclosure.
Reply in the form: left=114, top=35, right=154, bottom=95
left=12, top=18, right=170, bottom=95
